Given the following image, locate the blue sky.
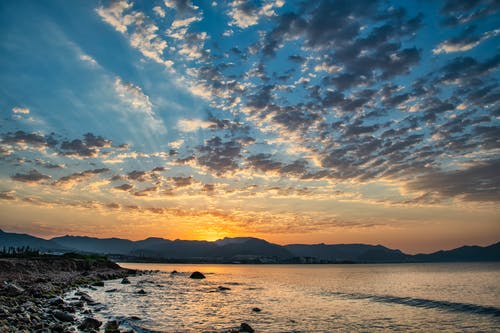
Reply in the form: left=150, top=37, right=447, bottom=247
left=0, top=0, right=499, bottom=252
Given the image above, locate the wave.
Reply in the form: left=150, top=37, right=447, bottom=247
left=328, top=292, right=500, bottom=317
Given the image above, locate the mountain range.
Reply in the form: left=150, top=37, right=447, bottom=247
left=1, top=229, right=499, bottom=263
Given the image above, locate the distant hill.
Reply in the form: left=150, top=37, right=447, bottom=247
left=0, top=230, right=498, bottom=263
left=413, top=242, right=500, bottom=262
left=51, top=235, right=135, bottom=254
left=285, top=243, right=408, bottom=262
left=0, top=229, right=66, bottom=252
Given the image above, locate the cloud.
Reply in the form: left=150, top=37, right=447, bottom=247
left=164, top=0, right=198, bottom=14
left=12, top=107, right=30, bottom=114
left=53, top=168, right=110, bottom=187
left=170, top=176, right=193, bottom=187
left=197, top=137, right=242, bottom=174
left=11, top=169, right=51, bottom=183
left=228, top=0, right=284, bottom=29
left=0, top=190, right=16, bottom=200
left=79, top=54, right=98, bottom=65
left=433, top=28, right=499, bottom=54
left=113, top=77, right=166, bottom=133
left=408, top=159, right=500, bottom=202
left=440, top=0, right=499, bottom=26
left=153, top=5, right=165, bottom=17
left=1, top=130, right=56, bottom=147
left=177, top=119, right=216, bottom=132
left=97, top=0, right=172, bottom=68
left=114, top=183, right=134, bottom=191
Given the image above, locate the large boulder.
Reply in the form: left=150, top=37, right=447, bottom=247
left=52, top=310, right=75, bottom=323
left=104, top=320, right=120, bottom=333
left=78, top=317, right=102, bottom=331
left=189, top=271, right=206, bottom=279
left=239, top=322, right=255, bottom=332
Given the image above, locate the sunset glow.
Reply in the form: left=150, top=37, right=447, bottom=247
left=0, top=0, right=499, bottom=253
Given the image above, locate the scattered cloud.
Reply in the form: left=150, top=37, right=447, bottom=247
left=177, top=119, right=216, bottom=132
left=11, top=169, right=51, bottom=183
left=12, top=107, right=30, bottom=114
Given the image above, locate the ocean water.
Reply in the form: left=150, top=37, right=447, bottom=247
left=79, top=263, right=500, bottom=332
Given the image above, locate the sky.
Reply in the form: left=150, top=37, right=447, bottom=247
left=0, top=0, right=499, bottom=254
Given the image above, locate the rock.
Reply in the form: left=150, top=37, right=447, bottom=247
left=79, top=293, right=94, bottom=303
left=129, top=315, right=141, bottom=320
left=136, top=289, right=147, bottom=295
left=239, top=322, right=255, bottom=332
left=189, top=271, right=206, bottom=279
left=106, top=288, right=118, bottom=293
left=48, top=297, right=65, bottom=306
left=78, top=317, right=102, bottom=331
left=252, top=307, right=261, bottom=312
left=104, top=320, right=120, bottom=333
left=1, top=282, right=24, bottom=296
left=218, top=286, right=231, bottom=291
left=52, top=310, right=75, bottom=322
left=170, top=270, right=178, bottom=274
left=70, top=301, right=84, bottom=308
left=50, top=323, right=66, bottom=332
left=92, top=280, right=104, bottom=287
left=121, top=277, right=131, bottom=284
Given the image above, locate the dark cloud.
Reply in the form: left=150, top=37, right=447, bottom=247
left=34, top=159, right=64, bottom=169
left=170, top=176, right=193, bottom=187
left=11, top=169, right=50, bottom=183
left=133, top=186, right=157, bottom=197
left=247, top=153, right=283, bottom=172
left=438, top=54, right=500, bottom=84
left=408, top=159, right=500, bottom=201
left=114, top=183, right=133, bottom=191
left=440, top=0, right=499, bottom=26
left=54, top=168, right=109, bottom=185
left=197, top=137, right=242, bottom=174
left=127, top=170, right=147, bottom=181
left=1, top=130, right=57, bottom=147
left=83, top=133, right=111, bottom=148
left=202, top=184, right=215, bottom=193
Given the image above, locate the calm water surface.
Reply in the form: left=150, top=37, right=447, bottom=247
left=77, top=262, right=500, bottom=332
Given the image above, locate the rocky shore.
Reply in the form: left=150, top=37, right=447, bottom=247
left=0, top=254, right=137, bottom=332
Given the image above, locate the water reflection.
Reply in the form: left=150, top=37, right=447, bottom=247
left=79, top=263, right=500, bottom=332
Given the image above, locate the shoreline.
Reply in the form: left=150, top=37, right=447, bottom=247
left=0, top=256, right=254, bottom=333
left=0, top=255, right=140, bottom=332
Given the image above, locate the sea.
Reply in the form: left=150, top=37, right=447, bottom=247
left=74, top=262, right=500, bottom=332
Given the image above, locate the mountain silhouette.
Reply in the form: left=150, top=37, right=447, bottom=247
left=1, top=230, right=498, bottom=263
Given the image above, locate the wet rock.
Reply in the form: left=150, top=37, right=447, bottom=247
left=239, top=322, right=254, bottom=332
left=78, top=316, right=102, bottom=331
left=104, top=319, right=120, bottom=333
left=92, top=280, right=104, bottom=287
left=48, top=297, right=65, bottom=306
left=252, top=307, right=261, bottom=312
left=52, top=310, right=75, bottom=322
left=121, top=277, right=131, bottom=284
left=189, top=271, right=206, bottom=279
left=1, top=281, right=24, bottom=296
left=70, top=300, right=85, bottom=308
left=50, top=323, right=66, bottom=332
left=79, top=293, right=94, bottom=303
